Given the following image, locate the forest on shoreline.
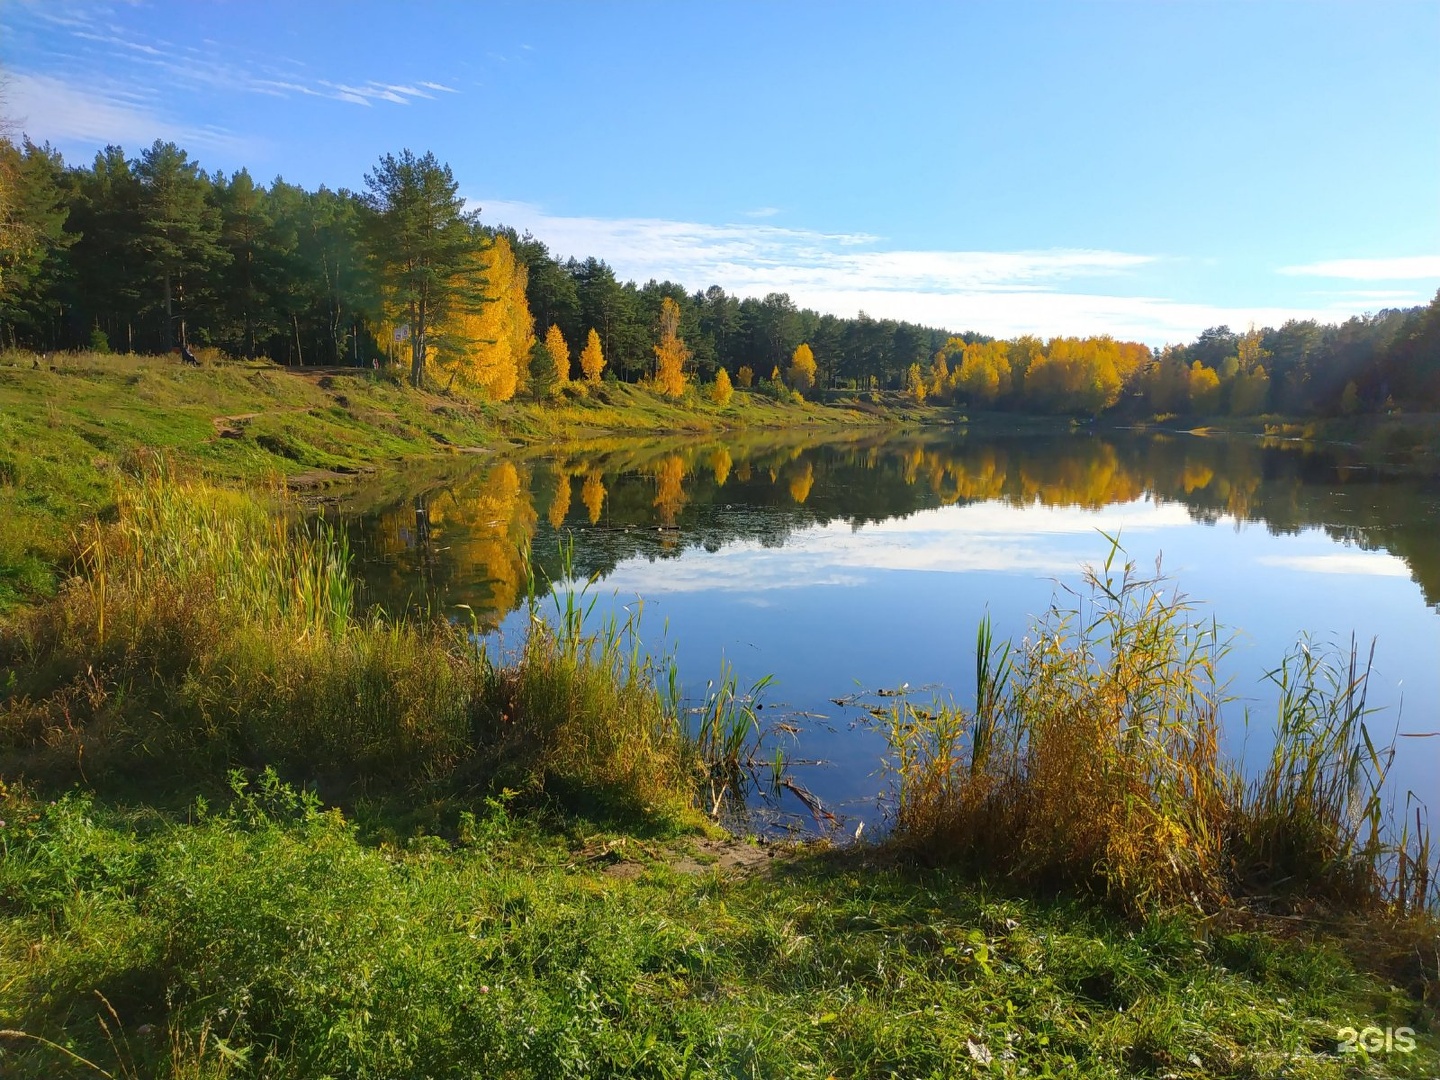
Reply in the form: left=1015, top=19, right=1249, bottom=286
left=2, top=136, right=1437, bottom=418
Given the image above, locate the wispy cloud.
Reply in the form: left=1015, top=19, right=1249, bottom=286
left=1279, top=256, right=1440, bottom=280
left=3, top=4, right=461, bottom=122
left=5, top=71, right=247, bottom=154
left=742, top=206, right=781, bottom=219
left=478, top=199, right=1368, bottom=342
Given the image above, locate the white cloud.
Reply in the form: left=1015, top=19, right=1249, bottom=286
left=583, top=499, right=1198, bottom=597
left=1279, top=256, right=1440, bottom=281
left=478, top=198, right=1371, bottom=343
left=1255, top=553, right=1412, bottom=578
left=5, top=71, right=246, bottom=153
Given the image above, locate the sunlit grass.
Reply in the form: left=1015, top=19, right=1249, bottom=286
left=876, top=539, right=1438, bottom=917
left=0, top=472, right=702, bottom=825
left=1, top=779, right=1435, bottom=1079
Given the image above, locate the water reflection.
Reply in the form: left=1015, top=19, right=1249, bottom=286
left=332, top=430, right=1440, bottom=621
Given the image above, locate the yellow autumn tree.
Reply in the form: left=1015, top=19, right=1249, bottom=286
left=579, top=327, right=605, bottom=383
left=787, top=342, right=817, bottom=394
left=907, top=362, right=927, bottom=402
left=736, top=365, right=754, bottom=388
left=653, top=296, right=690, bottom=398
left=1024, top=337, right=1122, bottom=415
left=957, top=341, right=1012, bottom=406
left=710, top=365, right=734, bottom=405
left=545, top=324, right=570, bottom=391
left=431, top=233, right=534, bottom=402
left=929, top=352, right=950, bottom=401
left=1188, top=361, right=1222, bottom=413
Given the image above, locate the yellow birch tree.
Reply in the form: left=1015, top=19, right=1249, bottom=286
left=787, top=343, right=817, bottom=394
left=907, top=362, right=927, bottom=402
left=545, top=324, right=569, bottom=390
left=710, top=365, right=734, bottom=405
left=579, top=327, right=605, bottom=383
left=434, top=233, right=532, bottom=401
left=1188, top=362, right=1222, bottom=413
left=653, top=296, right=690, bottom=397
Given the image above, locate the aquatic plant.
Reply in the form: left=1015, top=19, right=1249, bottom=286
left=877, top=539, right=1436, bottom=915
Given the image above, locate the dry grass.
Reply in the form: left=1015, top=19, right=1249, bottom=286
left=0, top=469, right=699, bottom=826
left=879, top=539, right=1437, bottom=917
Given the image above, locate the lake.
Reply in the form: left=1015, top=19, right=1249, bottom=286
left=324, top=426, right=1440, bottom=832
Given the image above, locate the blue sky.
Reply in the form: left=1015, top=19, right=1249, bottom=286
left=3, top=0, right=1438, bottom=344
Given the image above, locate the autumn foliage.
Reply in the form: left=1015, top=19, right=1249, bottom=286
left=431, top=233, right=534, bottom=402
left=709, top=366, right=734, bottom=406
left=579, top=328, right=606, bottom=384
left=787, top=342, right=817, bottom=394
left=545, top=324, right=570, bottom=389
left=653, top=296, right=690, bottom=398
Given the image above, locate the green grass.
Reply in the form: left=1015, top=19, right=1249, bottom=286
left=0, top=782, right=1435, bottom=1079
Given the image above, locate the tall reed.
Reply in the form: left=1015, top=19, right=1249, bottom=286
left=879, top=541, right=1436, bottom=916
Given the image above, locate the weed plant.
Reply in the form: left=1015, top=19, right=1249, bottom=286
left=877, top=541, right=1437, bottom=917
left=0, top=471, right=698, bottom=825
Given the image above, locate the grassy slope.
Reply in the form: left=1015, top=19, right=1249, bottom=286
left=0, top=351, right=905, bottom=608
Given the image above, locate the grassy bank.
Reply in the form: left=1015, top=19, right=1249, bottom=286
left=0, top=473, right=1435, bottom=1075
left=0, top=349, right=912, bottom=610
left=2, top=783, right=1433, bottom=1079
left=0, top=469, right=710, bottom=827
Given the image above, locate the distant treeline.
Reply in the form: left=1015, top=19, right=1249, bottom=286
left=0, top=137, right=1435, bottom=415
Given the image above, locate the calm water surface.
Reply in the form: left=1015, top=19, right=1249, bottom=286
left=326, top=428, right=1440, bottom=831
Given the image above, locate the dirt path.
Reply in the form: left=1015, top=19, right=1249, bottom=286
left=571, top=835, right=789, bottom=881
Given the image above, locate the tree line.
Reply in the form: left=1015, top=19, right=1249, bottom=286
left=0, top=136, right=1435, bottom=413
